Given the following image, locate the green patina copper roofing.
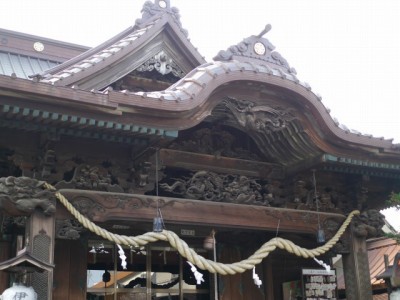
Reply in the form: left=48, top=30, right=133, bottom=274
left=1, top=104, right=178, bottom=143
left=323, top=154, right=400, bottom=179
left=0, top=51, right=59, bottom=79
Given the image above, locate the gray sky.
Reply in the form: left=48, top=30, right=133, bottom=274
left=1, top=1, right=399, bottom=224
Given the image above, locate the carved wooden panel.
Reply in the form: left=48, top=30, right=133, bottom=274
left=59, top=189, right=345, bottom=234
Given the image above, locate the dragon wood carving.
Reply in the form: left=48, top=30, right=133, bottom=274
left=224, top=98, right=296, bottom=134
left=160, top=171, right=266, bottom=205
left=0, top=176, right=56, bottom=216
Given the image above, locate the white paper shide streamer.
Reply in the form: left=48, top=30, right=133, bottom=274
left=118, top=244, right=127, bottom=270
left=187, top=261, right=205, bottom=285
left=253, top=267, right=262, bottom=288
left=313, top=257, right=331, bottom=272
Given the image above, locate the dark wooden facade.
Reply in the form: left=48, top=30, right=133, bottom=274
left=0, top=1, right=399, bottom=299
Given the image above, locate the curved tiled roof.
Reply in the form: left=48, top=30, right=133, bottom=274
left=39, top=0, right=206, bottom=89
left=0, top=0, right=398, bottom=167
left=33, top=10, right=398, bottom=153
left=40, top=21, right=158, bottom=86
left=113, top=60, right=396, bottom=150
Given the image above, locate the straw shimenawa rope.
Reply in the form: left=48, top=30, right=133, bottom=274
left=44, top=183, right=359, bottom=275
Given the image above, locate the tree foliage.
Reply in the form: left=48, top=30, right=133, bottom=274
left=387, top=192, right=400, bottom=209
left=385, top=193, right=400, bottom=242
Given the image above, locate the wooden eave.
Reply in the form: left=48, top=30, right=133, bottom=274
left=0, top=60, right=399, bottom=168
left=38, top=13, right=206, bottom=91
left=0, top=248, right=54, bottom=273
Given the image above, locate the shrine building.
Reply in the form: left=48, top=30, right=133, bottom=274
left=0, top=1, right=399, bottom=299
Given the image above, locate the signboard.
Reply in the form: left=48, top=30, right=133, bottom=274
left=180, top=229, right=195, bottom=236
left=302, top=269, right=337, bottom=300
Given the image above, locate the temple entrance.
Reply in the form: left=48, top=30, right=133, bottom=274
left=86, top=241, right=211, bottom=300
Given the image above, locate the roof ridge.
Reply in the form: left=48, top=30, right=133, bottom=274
left=135, top=0, right=188, bottom=37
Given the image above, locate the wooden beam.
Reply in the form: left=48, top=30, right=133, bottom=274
left=58, top=189, right=345, bottom=234
left=160, top=149, right=285, bottom=179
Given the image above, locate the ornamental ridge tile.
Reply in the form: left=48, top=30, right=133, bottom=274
left=214, top=24, right=296, bottom=76
left=39, top=0, right=205, bottom=88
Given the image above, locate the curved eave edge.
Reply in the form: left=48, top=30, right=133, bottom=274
left=322, top=154, right=400, bottom=179
left=0, top=104, right=178, bottom=140
left=1, top=60, right=399, bottom=153
left=111, top=60, right=399, bottom=151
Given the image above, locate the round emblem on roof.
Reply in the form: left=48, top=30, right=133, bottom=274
left=33, top=42, right=44, bottom=52
left=254, top=42, right=266, bottom=56
left=158, top=0, right=167, bottom=8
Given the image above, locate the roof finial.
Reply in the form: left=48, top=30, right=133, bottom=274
left=156, top=0, right=170, bottom=9
left=257, top=24, right=272, bottom=38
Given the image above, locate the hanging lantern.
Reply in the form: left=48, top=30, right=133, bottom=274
left=316, top=228, right=326, bottom=244
left=102, top=270, right=111, bottom=283
left=203, top=230, right=215, bottom=250
left=153, top=217, right=163, bottom=232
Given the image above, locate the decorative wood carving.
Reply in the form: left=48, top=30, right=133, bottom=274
left=1, top=216, right=27, bottom=234
left=136, top=50, right=185, bottom=78
left=0, top=176, right=56, bottom=216
left=56, top=219, right=84, bottom=240
left=0, top=147, right=21, bottom=178
left=160, top=170, right=266, bottom=205
left=352, top=209, right=385, bottom=238
left=135, top=0, right=189, bottom=37
left=213, top=24, right=296, bottom=74
left=55, top=164, right=124, bottom=193
left=224, top=98, right=296, bottom=134
left=157, top=168, right=347, bottom=214
left=38, top=134, right=59, bottom=180
left=59, top=189, right=346, bottom=234
left=40, top=149, right=56, bottom=179
left=169, top=126, right=262, bottom=161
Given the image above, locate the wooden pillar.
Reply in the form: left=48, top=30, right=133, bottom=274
left=27, top=210, right=55, bottom=300
left=53, top=239, right=87, bottom=300
left=265, top=257, right=274, bottom=299
left=0, top=240, right=11, bottom=292
left=342, top=230, right=372, bottom=300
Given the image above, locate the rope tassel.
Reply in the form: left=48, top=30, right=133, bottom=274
left=43, top=182, right=359, bottom=276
